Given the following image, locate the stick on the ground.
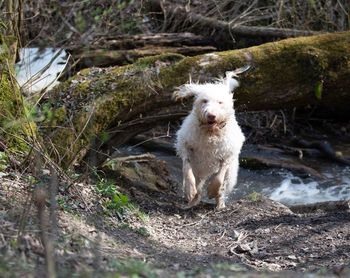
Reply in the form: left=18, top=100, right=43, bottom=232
left=34, top=187, right=56, bottom=278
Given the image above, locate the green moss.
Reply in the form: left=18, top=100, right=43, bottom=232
left=53, top=106, right=67, bottom=122
left=0, top=36, right=36, bottom=156
left=159, top=55, right=201, bottom=88
left=229, top=31, right=350, bottom=109
left=74, top=80, right=91, bottom=95
left=134, top=52, right=185, bottom=69
left=46, top=106, right=67, bottom=127
left=44, top=73, right=144, bottom=166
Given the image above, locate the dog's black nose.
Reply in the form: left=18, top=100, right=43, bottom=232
left=207, top=113, right=216, bottom=122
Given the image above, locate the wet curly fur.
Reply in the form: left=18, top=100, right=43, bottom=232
left=174, top=72, right=245, bottom=210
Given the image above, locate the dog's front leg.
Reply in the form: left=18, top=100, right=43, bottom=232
left=187, top=179, right=205, bottom=208
left=183, top=158, right=197, bottom=203
left=207, top=161, right=230, bottom=210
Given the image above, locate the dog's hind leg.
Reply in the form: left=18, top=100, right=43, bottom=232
left=225, top=158, right=239, bottom=195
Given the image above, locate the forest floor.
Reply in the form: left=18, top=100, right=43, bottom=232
left=1, top=163, right=349, bottom=277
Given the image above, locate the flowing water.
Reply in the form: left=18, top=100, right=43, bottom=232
left=125, top=143, right=350, bottom=206
left=263, top=167, right=350, bottom=205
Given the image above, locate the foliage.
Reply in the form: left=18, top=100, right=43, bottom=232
left=0, top=152, right=8, bottom=171
left=95, top=177, right=147, bottom=221
left=314, top=80, right=323, bottom=100
left=247, top=191, right=261, bottom=202
left=57, top=196, right=73, bottom=212
left=175, top=263, right=248, bottom=278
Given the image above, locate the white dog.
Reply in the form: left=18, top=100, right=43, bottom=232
left=174, top=69, right=247, bottom=210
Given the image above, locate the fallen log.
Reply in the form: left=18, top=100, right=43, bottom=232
left=240, top=155, right=324, bottom=179
left=67, top=32, right=217, bottom=69
left=41, top=31, right=350, bottom=167
left=77, top=32, right=215, bottom=50
left=128, top=135, right=176, bottom=155
left=71, top=45, right=216, bottom=69
left=293, top=138, right=350, bottom=166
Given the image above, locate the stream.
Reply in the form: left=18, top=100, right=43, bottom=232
left=119, top=142, right=350, bottom=206
left=16, top=48, right=350, bottom=206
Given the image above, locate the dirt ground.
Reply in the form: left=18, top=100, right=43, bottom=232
left=124, top=185, right=350, bottom=276
left=1, top=116, right=350, bottom=277
left=1, top=168, right=349, bottom=278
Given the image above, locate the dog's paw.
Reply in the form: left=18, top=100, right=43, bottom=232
left=187, top=192, right=201, bottom=207
left=215, top=201, right=226, bottom=211
left=184, top=184, right=197, bottom=203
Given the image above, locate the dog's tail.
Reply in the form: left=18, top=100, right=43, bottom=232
left=226, top=52, right=253, bottom=93
left=225, top=64, right=251, bottom=93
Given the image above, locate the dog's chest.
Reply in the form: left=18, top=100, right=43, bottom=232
left=187, top=136, right=228, bottom=176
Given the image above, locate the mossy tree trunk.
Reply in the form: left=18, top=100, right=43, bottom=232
left=0, top=0, right=35, bottom=158
left=43, top=31, right=350, bottom=167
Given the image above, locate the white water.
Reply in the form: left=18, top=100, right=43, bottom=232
left=15, top=48, right=68, bottom=92
left=263, top=167, right=350, bottom=205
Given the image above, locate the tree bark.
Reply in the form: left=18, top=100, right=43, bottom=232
left=42, top=31, right=350, bottom=167
left=71, top=45, right=216, bottom=69
left=68, top=32, right=217, bottom=70
left=70, top=32, right=215, bottom=51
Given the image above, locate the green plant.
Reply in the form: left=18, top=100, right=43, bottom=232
left=57, top=196, right=72, bottom=212
left=314, top=80, right=323, bottom=100
left=95, top=177, right=147, bottom=221
left=96, top=178, right=118, bottom=197
left=247, top=191, right=261, bottom=202
left=104, top=192, right=131, bottom=218
left=0, top=35, right=36, bottom=157
left=134, top=227, right=150, bottom=237
left=0, top=151, right=8, bottom=171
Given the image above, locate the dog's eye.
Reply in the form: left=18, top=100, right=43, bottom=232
left=202, top=99, right=208, bottom=104
left=218, top=101, right=223, bottom=105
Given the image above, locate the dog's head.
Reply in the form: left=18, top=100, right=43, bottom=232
left=174, top=67, right=248, bottom=131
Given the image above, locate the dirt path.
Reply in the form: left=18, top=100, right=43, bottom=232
left=1, top=172, right=349, bottom=277
left=124, top=188, right=350, bottom=274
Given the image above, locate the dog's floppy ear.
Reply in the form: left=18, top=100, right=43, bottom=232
left=173, top=83, right=202, bottom=101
